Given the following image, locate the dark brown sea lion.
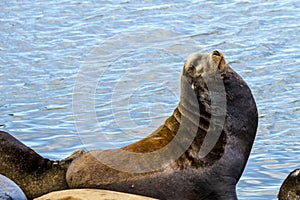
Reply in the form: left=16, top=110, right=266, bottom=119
left=278, top=168, right=300, bottom=200
left=66, top=50, right=258, bottom=200
left=0, top=131, right=83, bottom=199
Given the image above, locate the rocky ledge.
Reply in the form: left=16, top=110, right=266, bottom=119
left=34, top=189, right=158, bottom=200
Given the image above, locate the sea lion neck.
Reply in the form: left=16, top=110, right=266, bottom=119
left=180, top=50, right=227, bottom=132
left=174, top=50, right=228, bottom=162
left=172, top=50, right=257, bottom=173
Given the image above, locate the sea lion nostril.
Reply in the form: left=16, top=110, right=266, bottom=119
left=212, top=50, right=221, bottom=56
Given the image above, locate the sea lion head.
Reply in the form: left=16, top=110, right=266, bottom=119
left=182, top=50, right=227, bottom=91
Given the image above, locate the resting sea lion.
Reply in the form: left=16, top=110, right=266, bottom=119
left=66, top=50, right=258, bottom=199
left=278, top=168, right=300, bottom=200
left=0, top=50, right=258, bottom=200
left=0, top=131, right=83, bottom=199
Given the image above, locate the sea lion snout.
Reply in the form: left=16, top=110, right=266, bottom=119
left=210, top=50, right=226, bottom=72
left=212, top=50, right=221, bottom=56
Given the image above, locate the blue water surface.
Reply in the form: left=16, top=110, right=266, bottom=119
left=1, top=1, right=300, bottom=199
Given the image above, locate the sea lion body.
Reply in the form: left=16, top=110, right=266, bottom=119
left=66, top=50, right=258, bottom=200
left=0, top=50, right=258, bottom=200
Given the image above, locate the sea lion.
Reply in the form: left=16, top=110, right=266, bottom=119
left=0, top=50, right=258, bottom=200
left=278, top=168, right=300, bottom=200
left=0, top=174, right=27, bottom=200
left=66, top=50, right=258, bottom=200
left=0, top=131, right=83, bottom=199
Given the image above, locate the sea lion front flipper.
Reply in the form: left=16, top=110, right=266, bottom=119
left=58, top=149, right=85, bottom=165
left=0, top=131, right=72, bottom=199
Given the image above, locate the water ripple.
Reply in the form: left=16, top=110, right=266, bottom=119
left=0, top=0, right=299, bottom=198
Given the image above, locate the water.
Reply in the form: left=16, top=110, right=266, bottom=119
left=0, top=0, right=300, bottom=199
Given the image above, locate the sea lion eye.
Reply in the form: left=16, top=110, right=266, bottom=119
left=212, top=50, right=221, bottom=57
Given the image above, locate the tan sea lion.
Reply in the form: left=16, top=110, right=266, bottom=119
left=0, top=50, right=258, bottom=200
left=66, top=50, right=258, bottom=199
